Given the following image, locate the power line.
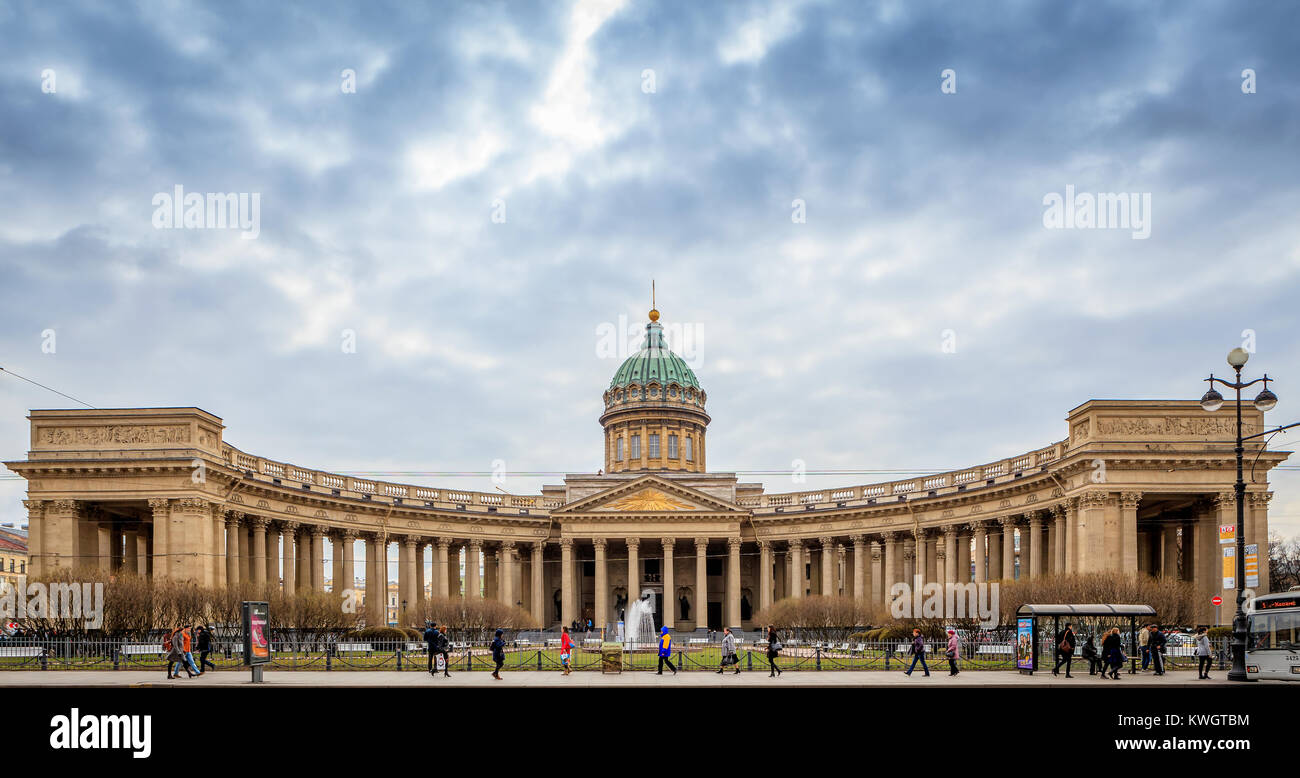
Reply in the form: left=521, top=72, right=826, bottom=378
left=0, top=366, right=95, bottom=409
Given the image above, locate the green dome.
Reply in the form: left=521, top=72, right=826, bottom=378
left=609, top=321, right=701, bottom=390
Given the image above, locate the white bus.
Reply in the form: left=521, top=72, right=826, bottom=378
left=1246, top=590, right=1300, bottom=681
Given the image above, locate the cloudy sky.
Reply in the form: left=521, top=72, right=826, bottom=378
left=1, top=0, right=1299, bottom=543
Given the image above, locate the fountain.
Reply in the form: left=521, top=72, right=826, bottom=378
left=624, top=589, right=657, bottom=648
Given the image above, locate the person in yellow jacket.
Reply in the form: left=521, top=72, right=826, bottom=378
left=657, top=626, right=677, bottom=675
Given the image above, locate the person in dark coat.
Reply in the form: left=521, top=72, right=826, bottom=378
left=1146, top=625, right=1167, bottom=676
left=1100, top=627, right=1124, bottom=679
left=436, top=626, right=452, bottom=677
left=423, top=622, right=440, bottom=676
left=195, top=625, right=216, bottom=673
left=904, top=629, right=930, bottom=677
left=766, top=625, right=782, bottom=678
left=490, top=629, right=506, bottom=680
left=1082, top=635, right=1101, bottom=676
left=1053, top=622, right=1076, bottom=678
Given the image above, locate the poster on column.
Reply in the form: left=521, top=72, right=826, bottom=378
left=1244, top=544, right=1259, bottom=588
left=1218, top=524, right=1236, bottom=545
left=1221, top=546, right=1236, bottom=590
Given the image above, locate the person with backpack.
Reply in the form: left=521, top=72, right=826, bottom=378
left=766, top=625, right=782, bottom=678
left=195, top=625, right=216, bottom=673
left=657, top=626, right=677, bottom=675
left=559, top=625, right=573, bottom=675
left=490, top=629, right=506, bottom=680
left=423, top=621, right=440, bottom=676
left=436, top=626, right=451, bottom=677
left=904, top=628, right=930, bottom=677
left=716, top=627, right=740, bottom=675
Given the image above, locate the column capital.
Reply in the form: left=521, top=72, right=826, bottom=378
left=819, top=535, right=833, bottom=547
left=1050, top=502, right=1068, bottom=519
left=147, top=497, right=170, bottom=512
left=881, top=530, right=899, bottom=542
left=468, top=537, right=484, bottom=549
left=248, top=516, right=270, bottom=530
left=999, top=515, right=1019, bottom=528
left=1248, top=491, right=1273, bottom=506
left=280, top=520, right=300, bottom=534
left=941, top=524, right=959, bottom=538
left=500, top=540, right=516, bottom=553
left=531, top=540, right=545, bottom=553
left=786, top=538, right=801, bottom=550
left=757, top=538, right=771, bottom=550
left=592, top=536, right=607, bottom=550
left=966, top=520, right=988, bottom=533
left=694, top=537, right=709, bottom=550
left=851, top=534, right=866, bottom=546
left=1025, top=511, right=1042, bottom=527
left=309, top=524, right=326, bottom=537
left=727, top=537, right=741, bottom=550
left=1119, top=491, right=1142, bottom=510
left=1078, top=491, right=1110, bottom=508
left=660, top=536, right=676, bottom=551
left=627, top=537, right=640, bottom=550
left=558, top=537, right=573, bottom=550
left=435, top=537, right=451, bottom=550
left=341, top=528, right=359, bottom=541
left=912, top=527, right=928, bottom=540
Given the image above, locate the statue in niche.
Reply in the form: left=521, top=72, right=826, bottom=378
left=680, top=594, right=691, bottom=621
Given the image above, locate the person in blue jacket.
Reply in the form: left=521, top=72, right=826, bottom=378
left=490, top=629, right=506, bottom=680
left=656, top=626, right=677, bottom=676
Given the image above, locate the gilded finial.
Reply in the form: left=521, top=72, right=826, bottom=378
left=648, top=279, right=659, bottom=322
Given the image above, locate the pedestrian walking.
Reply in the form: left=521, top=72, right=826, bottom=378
left=717, top=627, right=740, bottom=674
left=945, top=629, right=960, bottom=676
left=904, top=628, right=930, bottom=677
left=1193, top=627, right=1213, bottom=679
left=490, top=629, right=506, bottom=680
left=1147, top=625, right=1167, bottom=676
left=195, top=625, right=216, bottom=673
left=181, top=625, right=200, bottom=677
left=657, top=626, right=677, bottom=675
left=766, top=625, right=782, bottom=677
left=1139, top=622, right=1152, bottom=671
left=164, top=626, right=190, bottom=680
left=1053, top=622, right=1076, bottom=678
left=560, top=625, right=573, bottom=675
left=1101, top=627, right=1124, bottom=679
left=1082, top=635, right=1101, bottom=676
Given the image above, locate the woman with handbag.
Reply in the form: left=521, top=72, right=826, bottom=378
left=1052, top=623, right=1076, bottom=678
left=945, top=629, right=960, bottom=676
left=717, top=627, right=740, bottom=675
left=1101, top=627, right=1124, bottom=679
left=766, top=625, right=783, bottom=678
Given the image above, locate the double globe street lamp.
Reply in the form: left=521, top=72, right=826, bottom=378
left=1199, top=347, right=1277, bottom=682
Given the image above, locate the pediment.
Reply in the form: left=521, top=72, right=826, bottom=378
left=553, top=474, right=744, bottom=515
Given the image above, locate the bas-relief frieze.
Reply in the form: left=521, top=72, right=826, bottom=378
left=1094, top=416, right=1257, bottom=437
left=37, top=424, right=192, bottom=447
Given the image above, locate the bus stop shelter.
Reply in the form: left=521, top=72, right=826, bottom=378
left=1015, top=604, right=1156, bottom=675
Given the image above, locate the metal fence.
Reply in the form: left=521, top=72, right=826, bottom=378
left=0, top=635, right=1232, bottom=672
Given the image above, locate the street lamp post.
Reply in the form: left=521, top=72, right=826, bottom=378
left=1199, top=347, right=1277, bottom=683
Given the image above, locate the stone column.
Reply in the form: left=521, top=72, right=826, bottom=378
left=836, top=543, right=848, bottom=596
left=971, top=522, right=987, bottom=583
left=943, top=526, right=958, bottom=584
left=883, top=531, right=901, bottom=599
left=758, top=539, right=773, bottom=613
left=726, top=537, right=741, bottom=629
left=500, top=542, right=516, bottom=609
left=626, top=537, right=640, bottom=598
left=448, top=543, right=462, bottom=597
left=281, top=522, right=298, bottom=596
left=466, top=539, right=482, bottom=599
left=224, top=513, right=242, bottom=587
left=1000, top=517, right=1016, bottom=580
left=695, top=537, right=710, bottom=624
left=134, top=528, right=149, bottom=577
left=149, top=498, right=170, bottom=579
left=1064, top=499, right=1079, bottom=573
left=22, top=501, right=45, bottom=579
left=1027, top=512, right=1043, bottom=579
left=484, top=546, right=498, bottom=601
left=329, top=530, right=344, bottom=594
left=819, top=536, right=834, bottom=595
left=902, top=535, right=915, bottom=585
left=661, top=537, right=676, bottom=628
left=593, top=538, right=608, bottom=630
left=415, top=541, right=425, bottom=605
left=852, top=536, right=867, bottom=601
left=124, top=528, right=138, bottom=574
left=435, top=539, right=450, bottom=598
left=788, top=539, right=803, bottom=599
left=1044, top=519, right=1056, bottom=576
left=986, top=524, right=1002, bottom=583
left=210, top=507, right=226, bottom=588
left=265, top=526, right=279, bottom=586
left=250, top=517, right=268, bottom=588
left=1052, top=504, right=1067, bottom=575
left=560, top=538, right=574, bottom=627
left=1120, top=491, right=1141, bottom=574
left=935, top=541, right=947, bottom=586
left=870, top=542, right=884, bottom=608
left=403, top=536, right=418, bottom=614
left=305, top=527, right=321, bottom=591
left=531, top=541, right=545, bottom=624
left=1250, top=493, right=1272, bottom=592
left=366, top=535, right=385, bottom=625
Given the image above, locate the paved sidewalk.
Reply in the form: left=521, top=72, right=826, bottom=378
left=0, top=669, right=1236, bottom=688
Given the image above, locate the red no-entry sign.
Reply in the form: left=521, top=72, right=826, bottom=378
left=1212, top=596, right=1223, bottom=606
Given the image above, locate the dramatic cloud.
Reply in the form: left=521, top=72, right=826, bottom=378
left=2, top=0, right=1299, bottom=543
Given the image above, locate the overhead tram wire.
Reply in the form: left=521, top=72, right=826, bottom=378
left=0, top=365, right=96, bottom=409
